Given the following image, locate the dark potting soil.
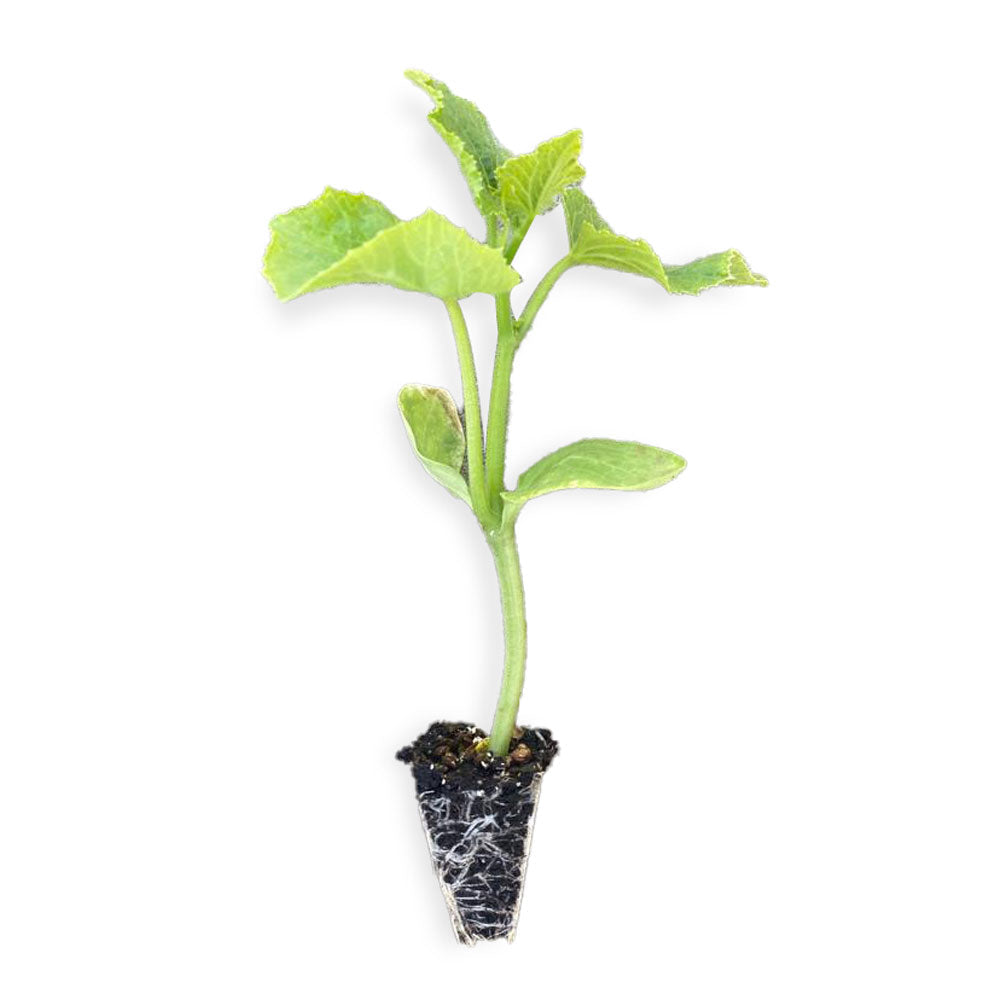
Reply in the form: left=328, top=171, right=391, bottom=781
left=395, top=721, right=558, bottom=794
left=396, top=722, right=558, bottom=944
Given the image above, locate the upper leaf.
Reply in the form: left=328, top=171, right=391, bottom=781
left=498, top=130, right=585, bottom=234
left=264, top=190, right=399, bottom=300
left=563, top=188, right=665, bottom=283
left=663, top=250, right=769, bottom=294
left=263, top=188, right=520, bottom=301
left=502, top=438, right=686, bottom=512
left=406, top=70, right=511, bottom=218
left=398, top=384, right=471, bottom=506
left=562, top=188, right=767, bottom=294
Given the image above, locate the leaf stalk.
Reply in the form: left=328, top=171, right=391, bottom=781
left=515, top=255, right=573, bottom=343
left=443, top=298, right=493, bottom=528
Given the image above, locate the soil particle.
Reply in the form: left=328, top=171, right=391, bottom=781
left=396, top=721, right=558, bottom=794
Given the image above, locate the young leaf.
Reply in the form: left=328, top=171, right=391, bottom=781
left=263, top=188, right=520, bottom=301
left=498, top=130, right=585, bottom=234
left=562, top=188, right=767, bottom=294
left=663, top=250, right=769, bottom=294
left=406, top=70, right=511, bottom=218
left=398, top=385, right=471, bottom=506
left=502, top=438, right=686, bottom=513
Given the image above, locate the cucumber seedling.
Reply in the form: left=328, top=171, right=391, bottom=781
left=262, top=70, right=766, bottom=944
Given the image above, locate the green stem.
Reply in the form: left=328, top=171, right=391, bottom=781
left=457, top=238, right=566, bottom=754
left=487, top=522, right=527, bottom=755
left=443, top=298, right=491, bottom=526
left=504, top=224, right=528, bottom=263
left=486, top=215, right=502, bottom=249
left=484, top=292, right=517, bottom=512
left=515, top=255, right=574, bottom=344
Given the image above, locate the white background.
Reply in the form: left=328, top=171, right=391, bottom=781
left=1, top=1, right=997, bottom=996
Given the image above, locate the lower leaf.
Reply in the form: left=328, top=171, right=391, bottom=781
left=502, top=438, right=686, bottom=516
left=398, top=385, right=471, bottom=506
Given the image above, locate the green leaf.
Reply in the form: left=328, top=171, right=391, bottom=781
left=263, top=190, right=399, bottom=300
left=563, top=188, right=665, bottom=282
left=562, top=185, right=611, bottom=243
left=498, top=130, right=585, bottom=233
left=406, top=70, right=511, bottom=217
left=398, top=385, right=471, bottom=506
left=562, top=188, right=767, bottom=294
left=263, top=188, right=520, bottom=301
left=663, top=250, right=769, bottom=294
left=502, top=438, right=686, bottom=514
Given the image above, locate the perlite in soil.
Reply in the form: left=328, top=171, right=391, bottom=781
left=262, top=69, right=766, bottom=945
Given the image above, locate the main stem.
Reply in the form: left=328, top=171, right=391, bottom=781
left=483, top=270, right=527, bottom=754
left=484, top=292, right=516, bottom=514
left=486, top=523, right=526, bottom=755
left=452, top=223, right=558, bottom=755
left=446, top=290, right=525, bottom=754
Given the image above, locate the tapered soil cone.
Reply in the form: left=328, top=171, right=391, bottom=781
left=397, top=722, right=558, bottom=945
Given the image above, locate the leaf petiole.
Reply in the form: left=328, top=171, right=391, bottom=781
left=443, top=298, right=493, bottom=528
left=515, top=255, right=573, bottom=344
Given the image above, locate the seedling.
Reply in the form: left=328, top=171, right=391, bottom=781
left=263, top=71, right=766, bottom=942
